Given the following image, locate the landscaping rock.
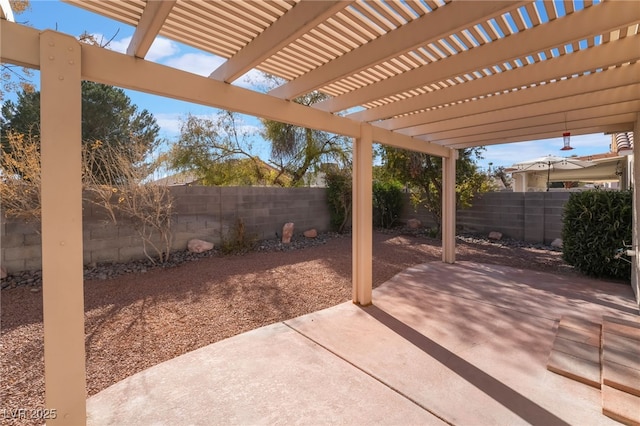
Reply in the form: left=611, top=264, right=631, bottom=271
left=488, top=231, right=503, bottom=241
left=187, top=239, right=214, bottom=253
left=303, top=229, right=318, bottom=238
left=407, top=219, right=422, bottom=229
left=282, top=223, right=294, bottom=244
left=551, top=238, right=563, bottom=249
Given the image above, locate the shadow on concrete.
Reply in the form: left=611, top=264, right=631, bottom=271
left=363, top=304, right=571, bottom=426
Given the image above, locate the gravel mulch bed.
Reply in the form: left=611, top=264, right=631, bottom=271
left=1, top=229, right=577, bottom=424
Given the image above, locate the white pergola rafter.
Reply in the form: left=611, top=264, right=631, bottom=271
left=126, top=0, right=176, bottom=58
left=355, top=35, right=640, bottom=131
left=451, top=123, right=635, bottom=150
left=344, top=2, right=640, bottom=121
left=381, top=63, right=640, bottom=136
left=209, top=0, right=352, bottom=83
left=426, top=100, right=640, bottom=142
left=268, top=0, right=524, bottom=100
left=439, top=114, right=637, bottom=147
left=404, top=81, right=640, bottom=144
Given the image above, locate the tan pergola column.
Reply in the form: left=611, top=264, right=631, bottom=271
left=632, top=112, right=640, bottom=307
left=352, top=124, right=373, bottom=305
left=39, top=31, right=86, bottom=424
left=442, top=150, right=457, bottom=263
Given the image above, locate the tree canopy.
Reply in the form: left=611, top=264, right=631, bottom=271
left=378, top=146, right=491, bottom=230
left=167, top=111, right=280, bottom=186
left=1, top=1, right=35, bottom=99
left=167, top=87, right=351, bottom=187
left=1, top=82, right=160, bottom=183
left=261, top=91, right=350, bottom=187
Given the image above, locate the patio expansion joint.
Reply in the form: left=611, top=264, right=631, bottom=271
left=282, top=321, right=455, bottom=426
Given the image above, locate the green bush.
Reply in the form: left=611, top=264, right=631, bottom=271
left=325, top=169, right=352, bottom=233
left=373, top=180, right=404, bottom=228
left=562, top=190, right=632, bottom=280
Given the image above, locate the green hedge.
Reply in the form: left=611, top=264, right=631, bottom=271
left=562, top=190, right=632, bottom=280
left=373, top=180, right=403, bottom=229
left=325, top=170, right=352, bottom=233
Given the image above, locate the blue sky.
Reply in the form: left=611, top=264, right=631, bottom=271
left=5, top=0, right=614, bottom=171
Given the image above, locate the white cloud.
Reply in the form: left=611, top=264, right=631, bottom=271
left=91, top=33, right=179, bottom=61
left=234, top=69, right=274, bottom=91
left=164, top=53, right=225, bottom=77
left=154, top=113, right=184, bottom=136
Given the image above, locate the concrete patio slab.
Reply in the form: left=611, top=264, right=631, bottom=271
left=602, top=385, right=640, bottom=426
left=87, top=322, right=445, bottom=426
left=87, top=261, right=639, bottom=425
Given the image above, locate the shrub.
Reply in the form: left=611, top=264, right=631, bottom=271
left=0, top=131, right=41, bottom=223
left=373, top=180, right=403, bottom=228
left=325, top=169, right=352, bottom=233
left=219, top=217, right=257, bottom=254
left=83, top=140, right=174, bottom=264
left=562, top=189, right=632, bottom=280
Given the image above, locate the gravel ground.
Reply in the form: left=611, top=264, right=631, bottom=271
left=1, top=229, right=576, bottom=425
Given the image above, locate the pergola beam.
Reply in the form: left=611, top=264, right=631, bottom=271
left=268, top=1, right=523, bottom=100
left=126, top=0, right=176, bottom=58
left=450, top=123, right=634, bottom=150
left=410, top=83, right=640, bottom=144
left=345, top=2, right=640, bottom=121
left=383, top=63, right=640, bottom=134
left=436, top=113, right=637, bottom=147
left=0, top=21, right=451, bottom=160
left=209, top=0, right=351, bottom=83
left=426, top=101, right=640, bottom=141
left=354, top=36, right=639, bottom=132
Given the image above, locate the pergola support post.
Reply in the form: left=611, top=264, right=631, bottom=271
left=632, top=112, right=640, bottom=309
left=352, top=124, right=373, bottom=305
left=40, top=31, right=86, bottom=425
left=442, top=150, right=457, bottom=263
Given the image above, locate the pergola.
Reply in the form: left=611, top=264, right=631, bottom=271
left=1, top=1, right=639, bottom=424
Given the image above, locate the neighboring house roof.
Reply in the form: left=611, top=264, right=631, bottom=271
left=152, top=171, right=200, bottom=186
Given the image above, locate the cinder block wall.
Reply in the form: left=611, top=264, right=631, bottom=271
left=401, top=191, right=571, bottom=244
left=1, top=186, right=331, bottom=273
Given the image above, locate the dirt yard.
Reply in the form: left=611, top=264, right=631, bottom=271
left=1, top=231, right=575, bottom=425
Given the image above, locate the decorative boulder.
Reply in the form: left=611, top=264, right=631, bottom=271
left=488, top=231, right=503, bottom=241
left=0, top=267, right=7, bottom=279
left=551, top=238, right=563, bottom=249
left=282, top=222, right=294, bottom=244
left=304, top=229, right=318, bottom=238
left=187, top=239, right=214, bottom=253
left=407, top=219, right=422, bottom=229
